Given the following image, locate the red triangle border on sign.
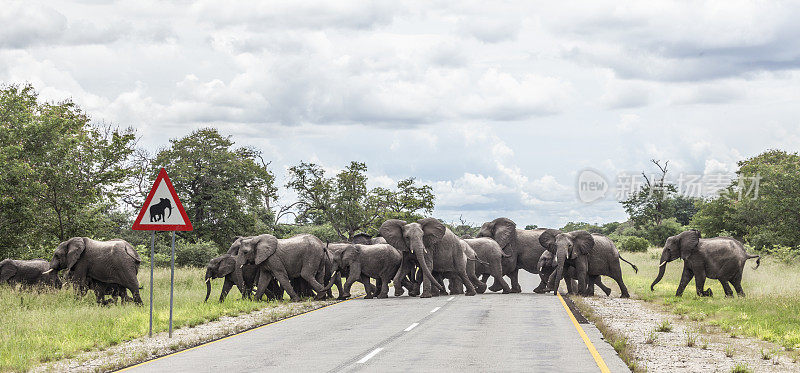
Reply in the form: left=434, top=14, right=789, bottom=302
left=132, top=168, right=194, bottom=231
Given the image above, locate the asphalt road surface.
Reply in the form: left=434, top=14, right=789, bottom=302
left=124, top=274, right=629, bottom=372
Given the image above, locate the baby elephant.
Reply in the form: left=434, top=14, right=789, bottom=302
left=325, top=244, right=402, bottom=299
left=0, top=259, right=62, bottom=289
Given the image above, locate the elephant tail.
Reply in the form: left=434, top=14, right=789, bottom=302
left=746, top=254, right=761, bottom=269
left=467, top=257, right=489, bottom=266
left=619, top=255, right=638, bottom=274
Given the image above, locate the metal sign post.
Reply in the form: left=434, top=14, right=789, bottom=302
left=169, top=231, right=175, bottom=338
left=149, top=231, right=155, bottom=338
left=132, top=168, right=193, bottom=339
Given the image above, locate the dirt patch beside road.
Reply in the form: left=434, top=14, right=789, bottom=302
left=575, top=295, right=798, bottom=372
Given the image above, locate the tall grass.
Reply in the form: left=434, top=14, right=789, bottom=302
left=616, top=248, right=800, bottom=350
left=0, top=267, right=350, bottom=372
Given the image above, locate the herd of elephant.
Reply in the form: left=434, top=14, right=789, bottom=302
left=0, top=217, right=762, bottom=305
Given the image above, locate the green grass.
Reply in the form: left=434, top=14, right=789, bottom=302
left=616, top=248, right=800, bottom=350
left=0, top=267, right=357, bottom=372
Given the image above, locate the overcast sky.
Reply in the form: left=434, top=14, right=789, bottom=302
left=2, top=1, right=799, bottom=228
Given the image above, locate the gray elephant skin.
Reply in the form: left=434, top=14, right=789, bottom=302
left=325, top=243, right=401, bottom=299
left=46, top=237, right=143, bottom=304
left=651, top=230, right=760, bottom=297
left=463, top=237, right=511, bottom=293
left=537, top=250, right=611, bottom=296
left=380, top=218, right=475, bottom=298
left=539, top=230, right=637, bottom=297
left=0, top=259, right=61, bottom=288
left=234, top=233, right=327, bottom=302
left=205, top=253, right=266, bottom=302
left=477, top=218, right=551, bottom=293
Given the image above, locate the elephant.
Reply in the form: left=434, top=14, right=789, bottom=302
left=204, top=253, right=274, bottom=302
left=149, top=198, right=172, bottom=222
left=351, top=233, right=387, bottom=245
left=463, top=237, right=511, bottom=293
left=539, top=230, right=637, bottom=298
left=0, top=259, right=61, bottom=288
left=324, top=243, right=402, bottom=299
left=651, top=230, right=760, bottom=297
left=45, top=237, right=143, bottom=304
left=87, top=277, right=133, bottom=305
left=440, top=240, right=486, bottom=295
left=233, top=234, right=327, bottom=302
left=380, top=218, right=476, bottom=298
left=537, top=250, right=611, bottom=296
left=477, top=218, right=551, bottom=293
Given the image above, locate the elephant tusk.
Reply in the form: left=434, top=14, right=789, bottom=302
left=239, top=265, right=243, bottom=268
left=658, top=261, right=667, bottom=267
left=42, top=269, right=53, bottom=274
left=205, top=278, right=211, bottom=283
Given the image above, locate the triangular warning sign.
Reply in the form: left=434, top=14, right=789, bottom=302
left=132, top=168, right=193, bottom=231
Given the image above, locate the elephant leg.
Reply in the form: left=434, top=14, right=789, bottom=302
left=509, top=269, right=522, bottom=293
left=732, top=279, right=746, bottom=297
left=456, top=268, right=477, bottom=296
left=719, top=280, right=734, bottom=297
left=360, top=275, right=375, bottom=299
left=491, top=263, right=511, bottom=294
left=273, top=271, right=301, bottom=301
left=470, top=271, right=487, bottom=294
left=255, top=270, right=275, bottom=301
left=450, top=274, right=465, bottom=295
left=341, top=272, right=358, bottom=299
left=593, top=276, right=612, bottom=296
left=694, top=270, right=711, bottom=297
left=220, top=277, right=234, bottom=302
left=609, top=269, right=630, bottom=298
left=299, top=265, right=326, bottom=300
left=479, top=273, right=490, bottom=283
left=420, top=256, right=435, bottom=298
left=675, top=267, right=693, bottom=297
left=533, top=271, right=550, bottom=294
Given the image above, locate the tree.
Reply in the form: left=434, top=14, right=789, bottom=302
left=524, top=224, right=538, bottom=230
left=0, top=84, right=136, bottom=258
left=621, top=159, right=677, bottom=229
left=142, top=128, right=277, bottom=249
left=692, top=149, right=800, bottom=249
left=286, top=161, right=434, bottom=240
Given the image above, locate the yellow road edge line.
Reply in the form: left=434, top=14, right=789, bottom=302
left=117, top=296, right=364, bottom=372
left=557, top=293, right=611, bottom=373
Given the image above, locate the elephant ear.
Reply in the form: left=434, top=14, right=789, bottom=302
left=419, top=217, right=446, bottom=249
left=0, top=260, right=16, bottom=281
left=380, top=219, right=409, bottom=252
left=492, top=218, right=517, bottom=252
left=570, top=230, right=595, bottom=257
left=342, top=244, right=361, bottom=264
left=679, top=230, right=701, bottom=260
left=66, top=237, right=86, bottom=271
left=538, top=229, right=560, bottom=252
left=218, top=256, right=236, bottom=276
left=254, top=235, right=279, bottom=265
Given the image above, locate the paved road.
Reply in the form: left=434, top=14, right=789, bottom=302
left=125, top=274, right=629, bottom=372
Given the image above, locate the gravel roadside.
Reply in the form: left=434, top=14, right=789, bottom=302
left=576, top=295, right=799, bottom=372
left=32, top=294, right=362, bottom=373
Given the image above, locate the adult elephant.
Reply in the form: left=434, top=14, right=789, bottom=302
left=45, top=237, right=142, bottom=304
left=463, top=237, right=511, bottom=293
left=0, top=259, right=61, bottom=288
left=325, top=243, right=402, bottom=299
left=539, top=230, right=637, bottom=298
left=380, top=218, right=475, bottom=298
left=233, top=234, right=327, bottom=302
left=537, top=250, right=611, bottom=296
left=651, top=230, right=760, bottom=297
left=351, top=233, right=387, bottom=245
left=477, top=218, right=550, bottom=293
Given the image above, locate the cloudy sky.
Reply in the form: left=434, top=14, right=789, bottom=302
left=2, top=1, right=799, bottom=228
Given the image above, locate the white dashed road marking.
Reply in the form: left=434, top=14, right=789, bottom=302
left=430, top=307, right=441, bottom=313
left=357, top=348, right=383, bottom=364
left=447, top=296, right=454, bottom=301
left=404, top=323, right=419, bottom=332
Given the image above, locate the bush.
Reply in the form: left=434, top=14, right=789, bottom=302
left=175, top=240, right=218, bottom=267
left=617, top=236, right=650, bottom=252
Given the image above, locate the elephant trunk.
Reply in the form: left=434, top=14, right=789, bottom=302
left=553, top=248, right=567, bottom=295
left=166, top=205, right=172, bottom=218
left=321, top=262, right=339, bottom=292
left=204, top=268, right=213, bottom=302
left=651, top=249, right=670, bottom=291
left=413, top=241, right=445, bottom=292
left=233, top=256, right=248, bottom=299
